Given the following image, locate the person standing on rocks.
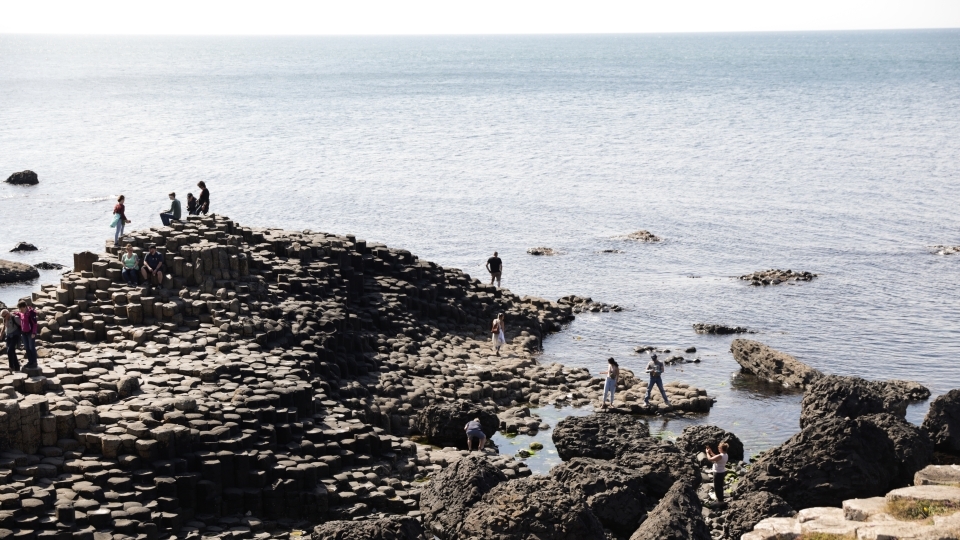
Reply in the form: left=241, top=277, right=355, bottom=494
left=644, top=354, right=671, bottom=407
left=141, top=245, right=165, bottom=287
left=486, top=251, right=502, bottom=287
left=464, top=417, right=487, bottom=451
left=16, top=300, right=38, bottom=369
left=120, top=244, right=140, bottom=286
left=706, top=442, right=729, bottom=504
left=197, top=181, right=210, bottom=214
left=0, top=309, right=21, bottom=372
left=491, top=313, right=506, bottom=356
left=112, top=195, right=131, bottom=246
left=599, top=357, right=620, bottom=409
left=160, top=192, right=182, bottom=226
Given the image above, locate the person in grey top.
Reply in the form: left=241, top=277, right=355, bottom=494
left=160, top=192, right=182, bottom=226
left=644, top=354, right=671, bottom=407
left=464, top=418, right=487, bottom=451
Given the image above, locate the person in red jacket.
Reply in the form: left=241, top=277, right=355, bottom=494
left=17, top=300, right=38, bottom=369
left=113, top=195, right=132, bottom=246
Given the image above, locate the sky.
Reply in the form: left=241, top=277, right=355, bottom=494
left=1, top=0, right=959, bottom=35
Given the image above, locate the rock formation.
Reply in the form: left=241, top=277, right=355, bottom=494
left=674, top=425, right=745, bottom=463
left=738, top=269, right=817, bottom=285
left=628, top=480, right=710, bottom=540
left=413, top=401, right=498, bottom=449
left=692, top=323, right=754, bottom=335
left=10, top=242, right=38, bottom=252
left=730, top=339, right=823, bottom=389
left=4, top=170, right=39, bottom=185
left=312, top=515, right=427, bottom=540
left=551, top=457, right=652, bottom=536
left=0, top=259, right=40, bottom=284
left=557, top=295, right=623, bottom=313
left=721, top=491, right=794, bottom=540
left=622, top=231, right=661, bottom=242
left=35, top=262, right=65, bottom=271
left=552, top=413, right=651, bottom=461
left=923, top=389, right=960, bottom=455
left=526, top=247, right=557, bottom=256
left=418, top=454, right=506, bottom=539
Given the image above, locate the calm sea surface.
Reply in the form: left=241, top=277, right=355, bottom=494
left=2, top=31, right=959, bottom=457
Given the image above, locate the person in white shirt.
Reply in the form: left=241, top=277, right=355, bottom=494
left=706, top=441, right=730, bottom=503
left=599, top=358, right=619, bottom=409
left=491, top=314, right=506, bottom=356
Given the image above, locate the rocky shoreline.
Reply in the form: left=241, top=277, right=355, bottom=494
left=0, top=215, right=719, bottom=540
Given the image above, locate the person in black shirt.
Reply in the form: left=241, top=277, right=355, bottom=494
left=186, top=193, right=198, bottom=215
left=141, top=245, right=165, bottom=286
left=486, top=252, right=503, bottom=287
left=197, top=181, right=210, bottom=215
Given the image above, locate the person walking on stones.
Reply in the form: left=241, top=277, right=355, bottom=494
left=112, top=195, right=131, bottom=246
left=17, top=300, right=38, bottom=369
left=600, top=357, right=620, bottom=409
left=644, top=353, right=671, bottom=407
left=486, top=251, right=502, bottom=287
left=491, top=313, right=506, bottom=356
left=706, top=442, right=730, bottom=504
left=120, top=244, right=140, bottom=286
left=0, top=309, right=22, bottom=372
left=141, top=245, right=165, bottom=287
left=186, top=193, right=198, bottom=215
left=197, top=181, right=210, bottom=214
left=465, top=417, right=487, bottom=451
left=160, top=192, right=182, bottom=226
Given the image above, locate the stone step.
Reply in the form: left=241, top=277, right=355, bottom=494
left=915, top=464, right=960, bottom=487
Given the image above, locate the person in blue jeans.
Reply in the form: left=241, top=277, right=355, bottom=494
left=644, top=353, right=671, bottom=407
left=120, top=244, right=140, bottom=286
left=599, top=357, right=620, bottom=409
left=17, top=300, right=39, bottom=369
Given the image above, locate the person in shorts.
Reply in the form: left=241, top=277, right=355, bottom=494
left=486, top=252, right=502, bottom=287
left=464, top=418, right=487, bottom=451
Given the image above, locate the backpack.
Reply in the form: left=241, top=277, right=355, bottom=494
left=6, top=314, right=22, bottom=340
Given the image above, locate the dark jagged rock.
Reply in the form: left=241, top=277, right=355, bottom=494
left=692, top=323, right=754, bottom=335
left=312, top=516, right=428, bottom=540
left=10, top=242, right=38, bottom=252
left=551, top=457, right=651, bottom=536
left=730, top=339, right=823, bottom=389
left=0, top=259, right=40, bottom=284
left=414, top=400, right=498, bottom=449
left=800, top=375, right=909, bottom=429
left=460, top=476, right=607, bottom=540
left=616, top=442, right=701, bottom=498
left=922, top=390, right=960, bottom=455
left=629, top=480, right=710, bottom=540
left=886, top=379, right=932, bottom=401
left=623, top=230, right=662, bottom=242
left=527, top=247, right=557, bottom=256
left=557, top=295, right=623, bottom=313
left=674, top=425, right=745, bottom=463
left=420, top=454, right=507, bottom=539
left=553, top=412, right=651, bottom=461
left=735, top=414, right=932, bottom=510
left=738, top=268, right=816, bottom=285
left=34, top=261, right=64, bottom=270
left=5, top=170, right=39, bottom=185
left=722, top=491, right=795, bottom=540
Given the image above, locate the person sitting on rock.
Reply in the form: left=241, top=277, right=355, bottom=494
left=120, top=244, right=140, bottom=286
left=491, top=313, right=506, bottom=356
left=160, top=192, right=182, bottom=226
left=0, top=309, right=22, bottom=372
left=706, top=441, right=729, bottom=504
left=600, top=357, right=620, bottom=409
left=644, top=354, right=671, bottom=407
left=141, top=245, right=165, bottom=286
left=465, top=418, right=487, bottom=451
left=186, top=193, right=198, bottom=215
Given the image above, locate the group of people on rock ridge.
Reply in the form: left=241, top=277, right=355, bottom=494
left=111, top=181, right=210, bottom=245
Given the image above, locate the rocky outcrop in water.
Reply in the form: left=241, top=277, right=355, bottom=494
left=922, top=389, right=960, bottom=455
left=738, top=269, right=816, bottom=285
left=730, top=339, right=823, bottom=389
left=628, top=480, right=710, bottom=540
left=692, top=323, right=754, bottom=335
left=674, top=425, right=745, bottom=463
left=526, top=247, right=557, bottom=256
left=0, top=259, right=40, bottom=284
left=557, top=295, right=623, bottom=313
left=34, top=262, right=65, bottom=270
left=623, top=230, right=662, bottom=242
left=932, top=245, right=960, bottom=255
left=10, top=242, right=38, bottom=252
left=5, top=170, right=39, bottom=185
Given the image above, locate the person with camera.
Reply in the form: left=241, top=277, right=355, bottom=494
left=644, top=353, right=671, bottom=407
left=706, top=441, right=730, bottom=504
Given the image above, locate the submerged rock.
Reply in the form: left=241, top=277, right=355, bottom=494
left=5, top=170, right=39, bottom=185
left=414, top=400, right=498, bottom=450
left=674, top=424, right=745, bottom=463
left=931, top=245, right=960, bottom=255
left=623, top=230, right=662, bottom=242
left=527, top=247, right=557, bottom=256
left=730, top=339, right=823, bottom=389
left=312, top=516, right=428, bottom=540
left=420, top=454, right=507, bottom=539
left=34, top=261, right=64, bottom=270
left=738, top=268, right=816, bottom=285
left=553, top=412, right=651, bottom=461
left=693, top=323, right=754, bottom=335
left=557, top=295, right=623, bottom=313
left=922, top=389, right=960, bottom=455
left=629, top=480, right=710, bottom=540
left=460, top=476, right=607, bottom=540
left=0, top=259, right=40, bottom=284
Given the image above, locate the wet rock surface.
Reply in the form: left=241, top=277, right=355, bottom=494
left=692, top=323, right=754, bottom=335
left=34, top=262, right=65, bottom=270
left=730, top=339, right=823, bottom=389
left=622, top=230, right=662, bottom=242
left=628, top=480, right=710, bottom=540
left=738, top=268, right=817, bottom=285
left=923, top=389, right=960, bottom=455
left=10, top=242, right=38, bottom=252
left=0, top=259, right=40, bottom=284
left=5, top=170, right=39, bottom=185
left=674, top=425, right=745, bottom=463
left=557, top=295, right=623, bottom=313
left=932, top=245, right=960, bottom=255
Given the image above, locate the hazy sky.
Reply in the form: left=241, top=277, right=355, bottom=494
left=2, top=0, right=959, bottom=35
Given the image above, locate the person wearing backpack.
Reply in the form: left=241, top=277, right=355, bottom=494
left=491, top=313, right=506, bottom=356
left=0, top=309, right=22, bottom=371
left=17, top=300, right=39, bottom=369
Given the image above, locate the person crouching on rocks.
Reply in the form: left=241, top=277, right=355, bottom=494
left=465, top=418, right=487, bottom=451
left=599, top=357, right=619, bottom=409
left=644, top=354, right=671, bottom=407
left=491, top=313, right=506, bottom=356
left=706, top=442, right=730, bottom=504
left=0, top=309, right=22, bottom=372
left=186, top=193, right=198, bottom=215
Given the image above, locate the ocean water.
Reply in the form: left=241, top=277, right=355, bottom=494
left=2, top=31, right=960, bottom=457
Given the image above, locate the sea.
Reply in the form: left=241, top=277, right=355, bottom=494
left=2, top=31, right=959, bottom=460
